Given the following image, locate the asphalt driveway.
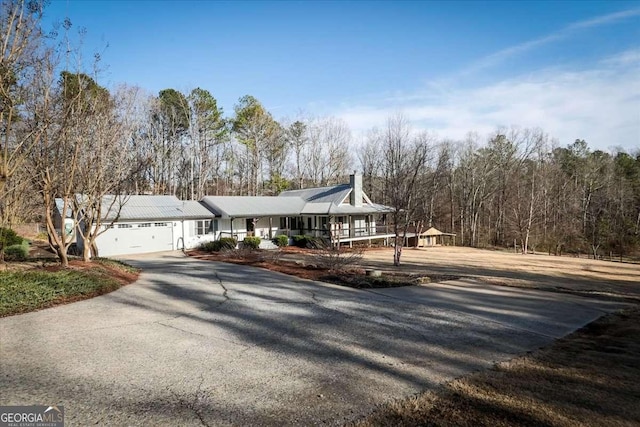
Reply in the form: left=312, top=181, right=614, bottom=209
left=0, top=252, right=627, bottom=426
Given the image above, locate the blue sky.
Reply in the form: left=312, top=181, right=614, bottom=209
left=46, top=1, right=640, bottom=150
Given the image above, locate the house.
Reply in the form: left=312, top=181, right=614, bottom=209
left=75, top=195, right=216, bottom=257
left=53, top=198, right=76, bottom=243
left=201, top=173, right=394, bottom=246
left=60, top=174, right=394, bottom=258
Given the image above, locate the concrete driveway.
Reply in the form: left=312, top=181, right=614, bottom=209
left=0, top=252, right=627, bottom=426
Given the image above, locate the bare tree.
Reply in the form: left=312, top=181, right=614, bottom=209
left=358, top=129, right=382, bottom=201
left=0, top=0, right=48, bottom=224
left=380, top=115, right=431, bottom=266
left=74, top=85, right=144, bottom=261
left=304, top=116, right=352, bottom=186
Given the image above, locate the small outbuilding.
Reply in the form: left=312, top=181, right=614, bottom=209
left=408, top=227, right=456, bottom=247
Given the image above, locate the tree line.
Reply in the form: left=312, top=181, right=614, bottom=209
left=364, top=118, right=639, bottom=261
left=1, top=0, right=639, bottom=264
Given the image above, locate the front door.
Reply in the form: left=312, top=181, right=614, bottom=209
left=246, top=218, right=255, bottom=236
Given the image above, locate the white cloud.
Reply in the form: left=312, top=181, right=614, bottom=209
left=333, top=49, right=640, bottom=151
left=461, top=8, right=640, bottom=76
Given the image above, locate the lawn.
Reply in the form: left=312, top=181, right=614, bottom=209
left=352, top=307, right=640, bottom=427
left=0, top=258, right=139, bottom=316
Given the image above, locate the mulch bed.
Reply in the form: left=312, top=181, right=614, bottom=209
left=188, top=249, right=460, bottom=289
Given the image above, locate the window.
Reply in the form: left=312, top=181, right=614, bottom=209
left=196, top=220, right=211, bottom=235
left=117, top=224, right=132, bottom=229
left=279, top=217, right=302, bottom=230
left=139, top=223, right=151, bottom=228
left=154, top=222, right=167, bottom=227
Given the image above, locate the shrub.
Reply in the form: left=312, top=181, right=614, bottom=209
left=311, top=242, right=364, bottom=271
left=199, top=237, right=237, bottom=252
left=4, top=244, right=28, bottom=261
left=200, top=241, right=218, bottom=252
left=219, top=237, right=238, bottom=250
left=0, top=228, right=22, bottom=249
left=292, top=234, right=323, bottom=249
left=292, top=235, right=306, bottom=247
left=273, top=235, right=289, bottom=247
left=243, top=236, right=261, bottom=250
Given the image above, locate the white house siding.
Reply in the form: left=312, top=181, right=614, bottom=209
left=183, top=219, right=217, bottom=250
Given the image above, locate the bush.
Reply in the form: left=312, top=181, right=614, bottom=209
left=243, top=236, right=261, bottom=250
left=273, top=235, right=289, bottom=247
left=199, top=241, right=218, bottom=252
left=311, top=242, right=364, bottom=271
left=292, top=235, right=306, bottom=247
left=219, top=237, right=238, bottom=250
left=4, top=244, right=28, bottom=261
left=199, top=237, right=237, bottom=252
left=292, top=234, right=322, bottom=249
left=0, top=228, right=22, bottom=250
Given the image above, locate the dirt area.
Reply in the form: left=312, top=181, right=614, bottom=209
left=352, top=306, right=640, bottom=427
left=359, top=246, right=640, bottom=301
left=27, top=240, right=58, bottom=259
left=190, top=245, right=639, bottom=300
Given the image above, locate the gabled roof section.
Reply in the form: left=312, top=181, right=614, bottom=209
left=55, top=198, right=74, bottom=218
left=420, top=227, right=456, bottom=237
left=281, top=183, right=393, bottom=215
left=279, top=184, right=351, bottom=204
left=201, top=196, right=306, bottom=218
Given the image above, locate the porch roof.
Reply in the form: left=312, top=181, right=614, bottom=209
left=301, top=201, right=394, bottom=215
left=201, top=196, right=306, bottom=218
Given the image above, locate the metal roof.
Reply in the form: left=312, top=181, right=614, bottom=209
left=279, top=184, right=351, bottom=204
left=101, top=195, right=214, bottom=221
left=420, top=227, right=456, bottom=236
left=54, top=198, right=74, bottom=218
left=201, top=196, right=306, bottom=218
left=301, top=201, right=394, bottom=215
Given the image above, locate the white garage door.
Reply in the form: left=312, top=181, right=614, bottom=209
left=97, top=222, right=175, bottom=257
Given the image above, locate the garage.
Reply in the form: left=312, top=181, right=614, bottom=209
left=96, top=221, right=175, bottom=257
left=72, top=195, right=216, bottom=258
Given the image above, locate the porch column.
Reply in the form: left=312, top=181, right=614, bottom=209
left=349, top=215, right=354, bottom=238
left=329, top=216, right=336, bottom=248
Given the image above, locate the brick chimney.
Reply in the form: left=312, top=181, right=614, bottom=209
left=349, top=172, right=363, bottom=207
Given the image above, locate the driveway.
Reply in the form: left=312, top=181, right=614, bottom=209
left=0, top=252, right=627, bottom=426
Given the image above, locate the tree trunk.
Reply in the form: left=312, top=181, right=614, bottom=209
left=393, top=222, right=401, bottom=266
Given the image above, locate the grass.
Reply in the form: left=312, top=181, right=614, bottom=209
left=0, top=259, right=139, bottom=317
left=351, top=307, right=640, bottom=427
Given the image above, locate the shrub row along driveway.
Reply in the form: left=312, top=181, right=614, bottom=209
left=0, top=252, right=628, bottom=426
